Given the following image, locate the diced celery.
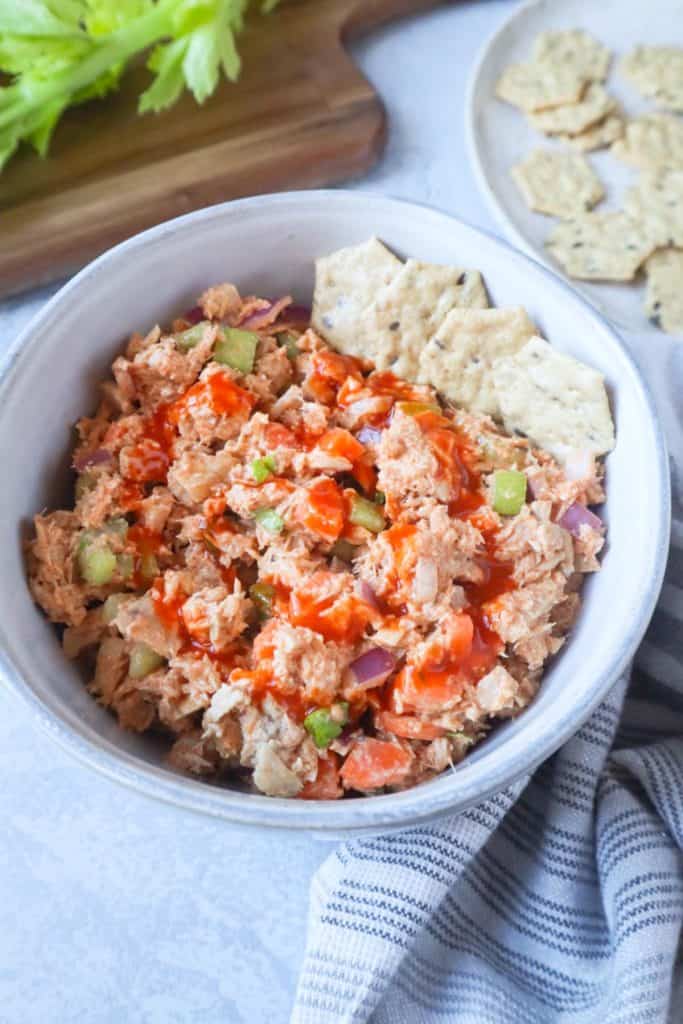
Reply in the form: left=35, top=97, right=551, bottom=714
left=349, top=494, right=385, bottom=533
left=492, top=470, right=527, bottom=516
left=249, top=581, right=276, bottom=618
left=175, top=321, right=210, bottom=351
left=304, top=702, right=349, bottom=749
left=253, top=507, right=284, bottom=534
left=214, top=327, right=258, bottom=373
left=129, top=643, right=164, bottom=679
left=275, top=330, right=299, bottom=360
left=78, top=544, right=117, bottom=586
left=102, top=594, right=125, bottom=624
left=374, top=491, right=386, bottom=505
left=251, top=454, right=277, bottom=484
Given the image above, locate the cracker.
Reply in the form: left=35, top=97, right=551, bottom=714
left=558, top=112, right=624, bottom=152
left=625, top=170, right=683, bottom=248
left=493, top=337, right=615, bottom=457
left=418, top=307, right=537, bottom=417
left=533, top=30, right=611, bottom=83
left=611, top=113, right=683, bottom=171
left=644, top=248, right=683, bottom=334
left=311, top=238, right=402, bottom=356
left=355, top=260, right=489, bottom=379
left=512, top=149, right=604, bottom=218
left=620, top=46, right=683, bottom=113
left=546, top=212, right=657, bottom=281
left=495, top=61, right=587, bottom=112
left=528, top=83, right=616, bottom=136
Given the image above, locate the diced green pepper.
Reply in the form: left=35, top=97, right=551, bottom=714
left=253, top=507, right=285, bottom=534
left=395, top=401, right=440, bottom=417
left=214, top=327, right=258, bottom=373
left=78, top=544, right=117, bottom=586
left=251, top=454, right=277, bottom=484
left=129, top=643, right=164, bottom=679
left=304, top=702, right=349, bottom=749
left=175, top=321, right=210, bottom=351
left=349, top=494, right=385, bottom=533
left=249, top=581, right=276, bottom=618
left=492, top=469, right=527, bottom=516
left=329, top=539, right=356, bottom=562
left=275, top=330, right=299, bottom=360
left=102, top=593, right=126, bottom=624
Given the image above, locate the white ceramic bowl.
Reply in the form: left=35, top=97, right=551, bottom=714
left=0, top=191, right=670, bottom=834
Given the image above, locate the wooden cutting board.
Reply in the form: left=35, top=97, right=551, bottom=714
left=0, top=0, right=448, bottom=299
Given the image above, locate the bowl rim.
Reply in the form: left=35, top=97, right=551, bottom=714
left=0, top=189, right=670, bottom=832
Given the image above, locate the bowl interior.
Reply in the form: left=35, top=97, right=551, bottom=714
left=0, top=191, right=668, bottom=832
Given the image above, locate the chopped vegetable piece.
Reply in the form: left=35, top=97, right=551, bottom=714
left=304, top=703, right=349, bottom=749
left=105, top=517, right=129, bottom=538
left=78, top=544, right=117, bottom=586
left=175, top=322, right=210, bottom=351
left=276, top=331, right=299, bottom=359
left=249, top=582, right=276, bottom=618
left=214, top=327, right=258, bottom=373
left=374, top=490, right=386, bottom=505
left=129, top=643, right=164, bottom=680
left=253, top=507, right=285, bottom=534
left=376, top=711, right=446, bottom=741
left=251, top=454, right=277, bottom=484
left=396, top=401, right=440, bottom=416
left=492, top=469, right=527, bottom=516
left=302, top=478, right=346, bottom=542
left=102, top=594, right=126, bottom=624
left=349, top=494, right=385, bottom=533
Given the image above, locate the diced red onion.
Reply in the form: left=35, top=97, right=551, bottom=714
left=356, top=579, right=380, bottom=610
left=73, top=448, right=114, bottom=472
left=183, top=305, right=203, bottom=325
left=240, top=301, right=275, bottom=329
left=350, top=647, right=396, bottom=688
left=240, top=296, right=293, bottom=331
left=357, top=425, right=383, bottom=446
left=559, top=502, right=603, bottom=537
left=281, top=304, right=311, bottom=323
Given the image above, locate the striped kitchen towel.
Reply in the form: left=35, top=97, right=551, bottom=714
left=291, top=371, right=683, bottom=1022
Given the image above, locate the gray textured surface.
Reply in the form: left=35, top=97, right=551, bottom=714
left=0, top=3, right=511, bottom=1021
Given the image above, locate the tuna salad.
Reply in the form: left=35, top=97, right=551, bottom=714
left=27, top=256, right=611, bottom=800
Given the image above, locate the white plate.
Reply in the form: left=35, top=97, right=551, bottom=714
left=466, top=0, right=683, bottom=333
